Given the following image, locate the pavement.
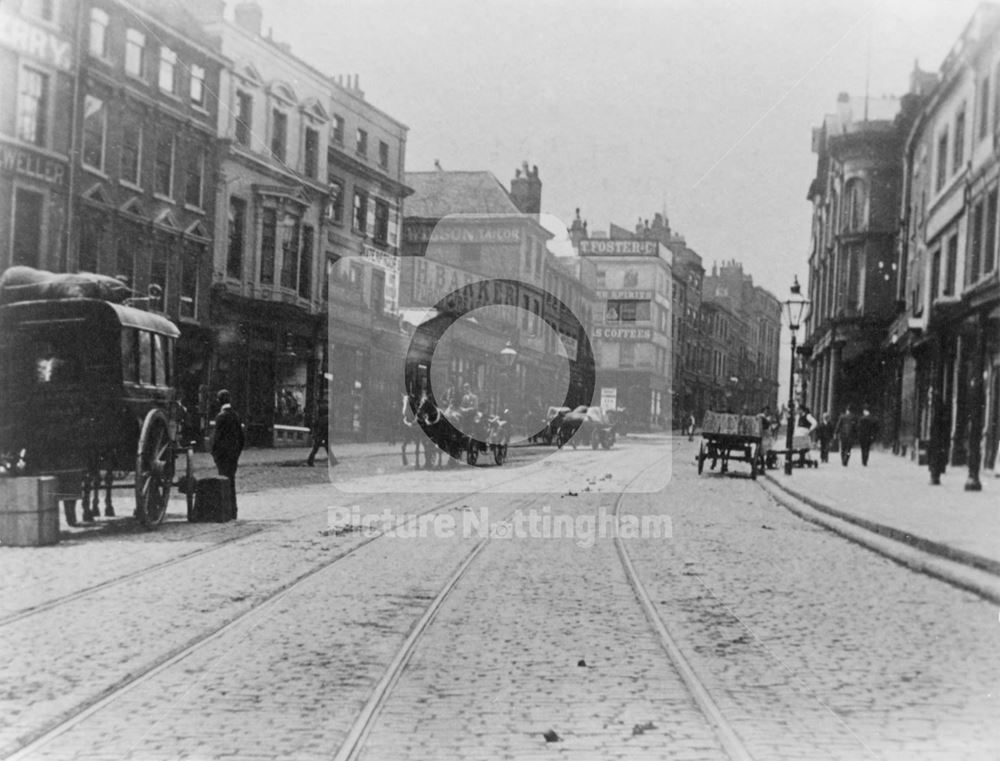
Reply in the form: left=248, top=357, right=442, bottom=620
left=752, top=444, right=1000, bottom=603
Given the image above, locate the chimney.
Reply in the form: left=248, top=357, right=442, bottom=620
left=509, top=161, right=542, bottom=214
left=234, top=1, right=263, bottom=35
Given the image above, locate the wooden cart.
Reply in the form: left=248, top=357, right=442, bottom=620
left=696, top=411, right=767, bottom=479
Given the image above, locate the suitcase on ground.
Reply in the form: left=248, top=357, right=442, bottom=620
left=190, top=476, right=234, bottom=522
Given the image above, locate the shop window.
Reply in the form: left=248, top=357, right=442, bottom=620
left=12, top=188, right=44, bottom=268
left=17, top=67, right=48, bottom=147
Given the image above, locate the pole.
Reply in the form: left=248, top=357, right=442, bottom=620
left=784, top=330, right=797, bottom=475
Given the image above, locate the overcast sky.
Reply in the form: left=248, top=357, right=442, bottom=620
left=254, top=0, right=982, bottom=299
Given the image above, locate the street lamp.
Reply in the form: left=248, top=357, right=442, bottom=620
left=783, top=276, right=811, bottom=475
left=499, top=341, right=518, bottom=417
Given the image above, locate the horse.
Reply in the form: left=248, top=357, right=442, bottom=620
left=400, top=393, right=441, bottom=468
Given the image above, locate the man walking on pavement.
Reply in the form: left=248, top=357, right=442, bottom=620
left=834, top=405, right=857, bottom=466
left=857, top=406, right=879, bottom=466
left=306, top=398, right=337, bottom=467
left=815, top=412, right=834, bottom=463
left=211, top=389, right=244, bottom=518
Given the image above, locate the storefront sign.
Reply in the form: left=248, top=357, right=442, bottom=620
left=361, top=244, right=399, bottom=271
left=593, top=326, right=653, bottom=341
left=601, top=387, right=617, bottom=411
left=0, top=140, right=66, bottom=186
left=579, top=239, right=658, bottom=256
left=0, top=11, right=73, bottom=70
left=404, top=223, right=522, bottom=245
left=596, top=289, right=653, bottom=301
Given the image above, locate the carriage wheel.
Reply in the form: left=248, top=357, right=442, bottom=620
left=135, top=410, right=174, bottom=528
left=601, top=431, right=616, bottom=450
left=493, top=443, right=507, bottom=465
left=697, top=441, right=706, bottom=474
left=466, top=439, right=479, bottom=466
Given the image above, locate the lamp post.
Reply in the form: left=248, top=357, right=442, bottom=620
left=499, top=341, right=518, bottom=416
left=783, top=276, right=811, bottom=475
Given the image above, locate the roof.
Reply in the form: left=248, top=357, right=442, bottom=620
left=405, top=171, right=522, bottom=217
left=0, top=298, right=180, bottom=338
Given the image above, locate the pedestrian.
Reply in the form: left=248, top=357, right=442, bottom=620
left=814, top=412, right=834, bottom=463
left=211, top=389, right=245, bottom=518
left=857, top=406, right=879, bottom=466
left=834, top=405, right=857, bottom=467
left=306, top=398, right=337, bottom=467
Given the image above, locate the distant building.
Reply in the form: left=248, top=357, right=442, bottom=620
left=569, top=218, right=673, bottom=430
left=401, top=165, right=596, bottom=419
left=193, top=0, right=410, bottom=444
left=703, top=260, right=781, bottom=414
left=802, top=90, right=917, bottom=426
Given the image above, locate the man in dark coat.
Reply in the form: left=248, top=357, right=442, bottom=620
left=857, top=406, right=879, bottom=466
left=834, top=405, right=857, bottom=467
left=814, top=412, right=834, bottom=463
left=212, top=389, right=245, bottom=518
left=306, top=399, right=337, bottom=467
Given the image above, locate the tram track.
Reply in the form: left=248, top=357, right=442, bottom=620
left=330, top=444, right=754, bottom=761
left=1, top=468, right=536, bottom=761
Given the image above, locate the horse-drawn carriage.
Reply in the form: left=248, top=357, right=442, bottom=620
left=696, top=410, right=767, bottom=479
left=399, top=392, right=509, bottom=468
left=553, top=405, right=616, bottom=450
left=0, top=282, right=195, bottom=527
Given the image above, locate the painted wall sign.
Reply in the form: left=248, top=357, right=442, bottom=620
left=0, top=11, right=73, bottom=70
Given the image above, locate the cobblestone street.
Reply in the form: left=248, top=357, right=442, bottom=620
left=1, top=436, right=998, bottom=760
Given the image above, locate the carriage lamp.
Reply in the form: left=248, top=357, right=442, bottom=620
left=782, top=276, right=812, bottom=475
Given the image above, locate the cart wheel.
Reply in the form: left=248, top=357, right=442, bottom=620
left=697, top=442, right=706, bottom=474
left=466, top=440, right=479, bottom=465
left=135, top=410, right=174, bottom=528
left=601, top=431, right=615, bottom=450
left=494, top=443, right=507, bottom=465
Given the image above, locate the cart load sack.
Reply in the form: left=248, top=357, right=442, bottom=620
left=0, top=266, right=132, bottom=305
left=702, top=411, right=763, bottom=438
